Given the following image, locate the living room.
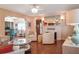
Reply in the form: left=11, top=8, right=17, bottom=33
left=0, top=4, right=79, bottom=54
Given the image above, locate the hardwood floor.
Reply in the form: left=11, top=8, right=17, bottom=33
left=30, top=40, right=64, bottom=54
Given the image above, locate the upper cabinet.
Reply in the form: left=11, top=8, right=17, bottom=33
left=66, top=9, right=79, bottom=25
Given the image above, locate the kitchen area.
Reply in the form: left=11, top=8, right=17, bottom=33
left=36, top=15, right=64, bottom=44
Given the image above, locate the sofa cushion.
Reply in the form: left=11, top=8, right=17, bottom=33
left=0, top=44, right=13, bottom=54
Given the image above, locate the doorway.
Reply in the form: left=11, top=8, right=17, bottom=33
left=36, top=19, right=42, bottom=42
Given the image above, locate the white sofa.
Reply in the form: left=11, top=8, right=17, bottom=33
left=62, top=37, right=79, bottom=54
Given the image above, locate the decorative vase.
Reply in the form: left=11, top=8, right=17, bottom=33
left=71, top=34, right=79, bottom=45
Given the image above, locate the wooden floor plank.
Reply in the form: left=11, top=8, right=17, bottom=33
left=30, top=40, right=64, bottom=54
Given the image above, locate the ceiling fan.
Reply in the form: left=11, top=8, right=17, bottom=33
left=31, top=4, right=43, bottom=14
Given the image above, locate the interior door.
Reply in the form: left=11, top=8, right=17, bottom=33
left=36, top=20, right=41, bottom=41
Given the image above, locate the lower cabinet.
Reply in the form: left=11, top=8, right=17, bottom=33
left=42, top=32, right=55, bottom=44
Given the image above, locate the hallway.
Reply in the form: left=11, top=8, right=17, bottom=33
left=31, top=40, right=64, bottom=54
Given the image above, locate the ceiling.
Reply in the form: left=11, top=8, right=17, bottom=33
left=0, top=4, right=79, bottom=16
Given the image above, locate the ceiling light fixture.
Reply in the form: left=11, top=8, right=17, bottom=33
left=31, top=8, right=38, bottom=13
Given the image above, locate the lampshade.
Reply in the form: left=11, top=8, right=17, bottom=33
left=60, top=15, right=64, bottom=19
